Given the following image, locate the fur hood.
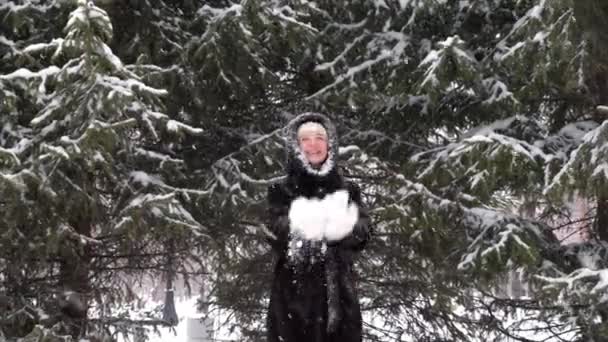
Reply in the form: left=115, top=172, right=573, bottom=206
left=284, top=112, right=339, bottom=178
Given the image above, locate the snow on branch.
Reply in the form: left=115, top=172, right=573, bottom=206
left=418, top=35, right=478, bottom=92
left=307, top=31, right=409, bottom=99
left=41, top=143, right=70, bottom=160
left=413, top=116, right=598, bottom=203
left=388, top=174, right=547, bottom=273
left=100, top=75, right=168, bottom=98
left=129, top=171, right=209, bottom=196
left=544, top=120, right=608, bottom=199
left=316, top=34, right=367, bottom=73
left=413, top=117, right=549, bottom=199
left=482, top=78, right=516, bottom=105
left=121, top=193, right=176, bottom=214
left=58, top=223, right=102, bottom=246
left=0, top=1, right=55, bottom=13
left=134, top=148, right=184, bottom=166
left=535, top=241, right=608, bottom=319
left=198, top=3, right=243, bottom=19
left=166, top=120, right=204, bottom=135
left=0, top=66, right=60, bottom=82
left=0, top=172, right=28, bottom=192
left=0, top=147, right=20, bottom=166
left=66, top=0, right=113, bottom=43
left=270, top=6, right=319, bottom=33
left=205, top=129, right=287, bottom=196
left=30, top=98, right=62, bottom=127
left=22, top=38, right=64, bottom=55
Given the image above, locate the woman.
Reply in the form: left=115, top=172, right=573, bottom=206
left=265, top=112, right=372, bottom=342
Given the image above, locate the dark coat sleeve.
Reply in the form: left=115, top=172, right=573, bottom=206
left=330, top=182, right=372, bottom=251
left=265, top=183, right=292, bottom=253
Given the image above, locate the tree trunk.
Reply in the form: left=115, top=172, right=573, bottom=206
left=58, top=215, right=92, bottom=338
left=162, top=241, right=178, bottom=326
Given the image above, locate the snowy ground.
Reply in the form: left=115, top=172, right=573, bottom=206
left=119, top=295, right=577, bottom=342
left=145, top=297, right=199, bottom=342
left=116, top=297, right=238, bottom=342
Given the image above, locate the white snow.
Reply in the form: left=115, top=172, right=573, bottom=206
left=338, top=145, right=360, bottom=155
left=0, top=66, right=60, bottom=81
left=323, top=190, right=359, bottom=241
left=398, top=0, right=410, bottom=9
left=538, top=264, right=608, bottom=295
left=0, top=35, right=15, bottom=47
left=123, top=193, right=175, bottom=213
left=419, top=36, right=476, bottom=89
left=288, top=190, right=359, bottom=241
left=577, top=249, right=601, bottom=269
left=372, top=0, right=389, bottom=10
left=307, top=31, right=408, bottom=99
left=532, top=30, right=549, bottom=44
left=198, top=3, right=242, bottom=19
left=40, top=120, right=58, bottom=139
left=419, top=49, right=440, bottom=67
left=98, top=42, right=124, bottom=70
left=66, top=5, right=88, bottom=32
left=469, top=170, right=489, bottom=190
left=130, top=171, right=163, bottom=187
left=419, top=50, right=441, bottom=88
left=464, top=116, right=515, bottom=137
left=528, top=0, right=546, bottom=20
left=31, top=97, right=61, bottom=126
left=439, top=36, right=474, bottom=62
left=114, top=296, right=237, bottom=342
left=0, top=1, right=48, bottom=12
left=42, top=143, right=70, bottom=160
left=497, top=41, right=525, bottom=61
left=545, top=120, right=608, bottom=194
left=556, top=120, right=597, bottom=141
left=135, top=147, right=184, bottom=164
left=482, top=78, right=515, bottom=104
left=99, top=75, right=168, bottom=99
left=23, top=39, right=64, bottom=54
left=166, top=120, right=204, bottom=135
left=271, top=7, right=319, bottom=33
left=114, top=216, right=133, bottom=230
left=125, top=79, right=168, bottom=96
left=288, top=196, right=326, bottom=240
left=316, top=35, right=367, bottom=72
left=0, top=147, right=20, bottom=165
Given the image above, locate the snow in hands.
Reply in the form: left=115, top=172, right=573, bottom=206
left=288, top=190, right=359, bottom=241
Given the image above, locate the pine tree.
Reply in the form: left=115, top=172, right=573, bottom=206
left=197, top=0, right=600, bottom=341
left=3, top=0, right=608, bottom=341
left=1, top=0, right=205, bottom=339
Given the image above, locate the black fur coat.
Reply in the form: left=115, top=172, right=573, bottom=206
left=265, top=112, right=372, bottom=342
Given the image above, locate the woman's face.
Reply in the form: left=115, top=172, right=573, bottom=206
left=298, top=133, right=328, bottom=167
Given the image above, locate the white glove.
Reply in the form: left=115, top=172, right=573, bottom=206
left=322, top=190, right=359, bottom=241
left=288, top=197, right=326, bottom=240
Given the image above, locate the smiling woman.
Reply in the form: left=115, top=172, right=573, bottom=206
left=264, top=112, right=373, bottom=342
left=297, top=121, right=329, bottom=167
